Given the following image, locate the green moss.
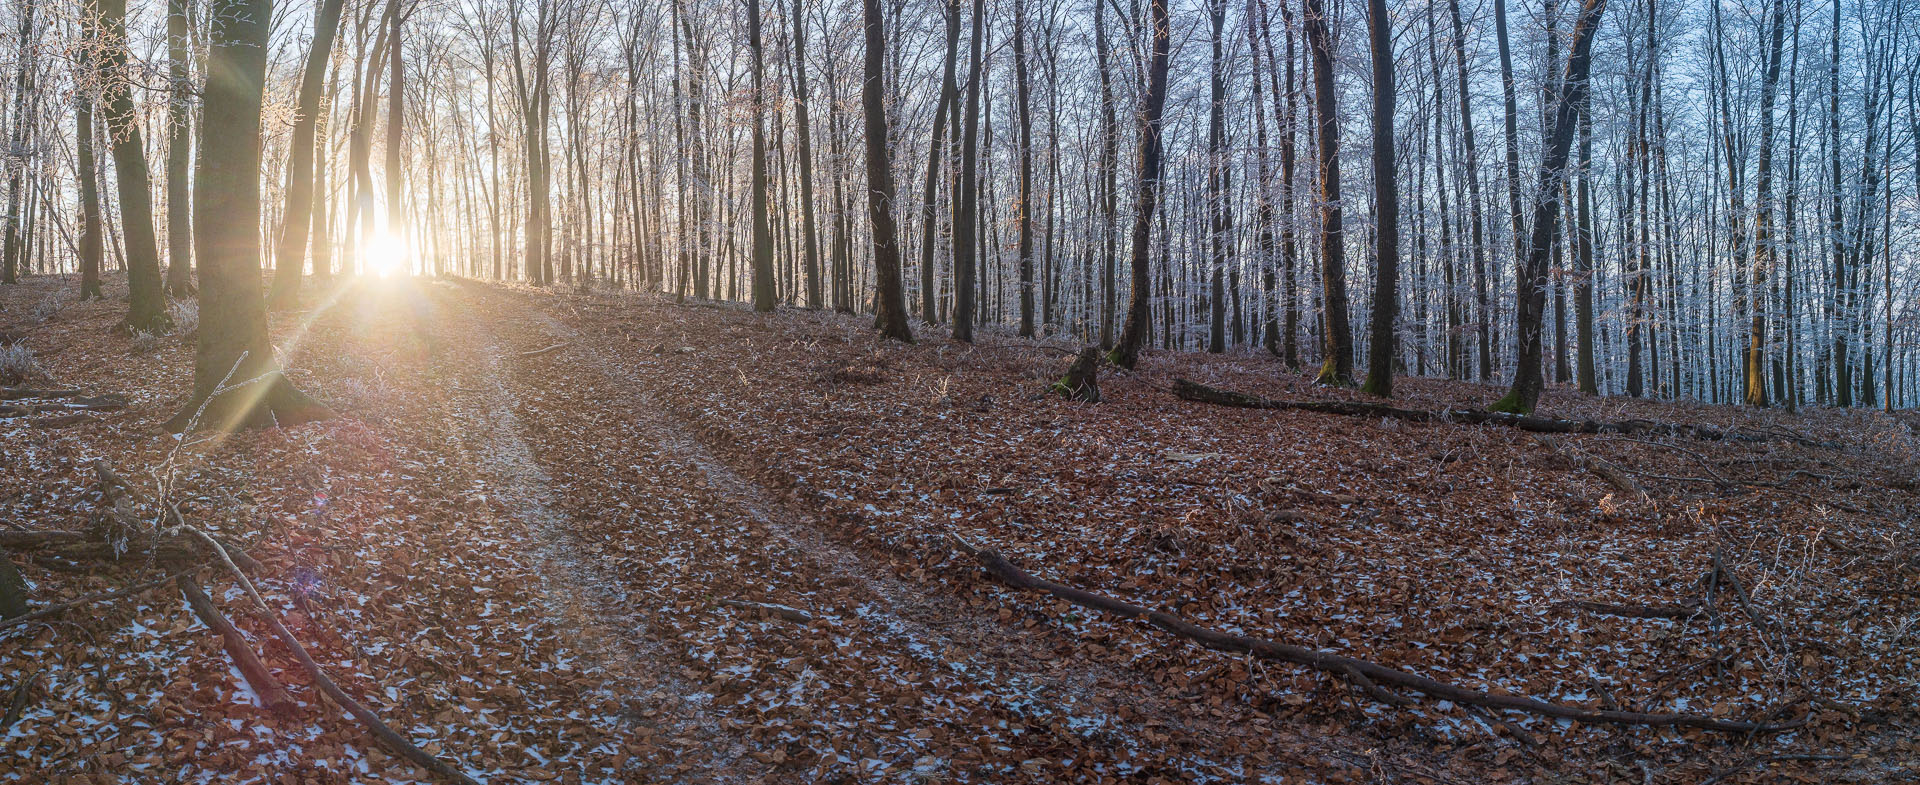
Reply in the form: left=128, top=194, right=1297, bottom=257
left=1486, top=390, right=1531, bottom=414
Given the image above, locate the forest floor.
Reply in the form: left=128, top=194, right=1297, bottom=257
left=1, top=273, right=1917, bottom=785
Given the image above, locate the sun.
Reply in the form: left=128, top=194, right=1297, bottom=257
left=366, top=231, right=408, bottom=278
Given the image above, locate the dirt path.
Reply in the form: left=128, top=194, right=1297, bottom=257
left=425, top=281, right=1417, bottom=782
left=428, top=288, right=777, bottom=782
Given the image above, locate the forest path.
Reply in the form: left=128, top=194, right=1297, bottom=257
left=427, top=283, right=780, bottom=783
left=426, top=280, right=1376, bottom=783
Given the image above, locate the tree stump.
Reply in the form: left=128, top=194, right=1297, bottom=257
left=1049, top=347, right=1102, bottom=403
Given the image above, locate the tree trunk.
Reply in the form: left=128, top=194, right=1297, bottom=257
left=862, top=0, right=913, bottom=341
left=793, top=0, right=825, bottom=309
left=0, top=0, right=34, bottom=287
left=165, top=0, right=333, bottom=433
left=1745, top=0, right=1788, bottom=406
left=1360, top=0, right=1397, bottom=396
left=93, top=0, right=170, bottom=334
left=163, top=0, right=194, bottom=296
left=1106, top=0, right=1171, bottom=369
left=268, top=0, right=347, bottom=308
left=1014, top=0, right=1035, bottom=337
left=951, top=0, right=985, bottom=342
left=748, top=0, right=775, bottom=310
left=1306, top=0, right=1351, bottom=384
left=1205, top=0, right=1230, bottom=354
left=76, top=55, right=104, bottom=301
left=1489, top=0, right=1607, bottom=414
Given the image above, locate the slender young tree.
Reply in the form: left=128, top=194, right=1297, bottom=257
left=918, top=0, right=960, bottom=322
left=1306, top=0, right=1351, bottom=384
left=1745, top=0, right=1788, bottom=406
left=1490, top=0, right=1607, bottom=414
left=1449, top=0, right=1491, bottom=379
left=167, top=0, right=332, bottom=432
left=269, top=0, right=348, bottom=308
left=952, top=0, right=985, bottom=341
left=75, top=43, right=103, bottom=301
left=1014, top=0, right=1035, bottom=337
left=862, top=0, right=912, bottom=341
left=92, top=0, right=170, bottom=333
left=1206, top=0, right=1230, bottom=354
left=1360, top=0, right=1397, bottom=396
left=163, top=0, right=194, bottom=296
left=792, top=0, right=824, bottom=309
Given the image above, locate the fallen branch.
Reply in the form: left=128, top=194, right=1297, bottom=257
left=180, top=528, right=480, bottom=785
left=952, top=534, right=1798, bottom=733
left=718, top=599, right=814, bottom=624
left=1171, top=379, right=1844, bottom=449
left=177, top=575, right=297, bottom=716
left=30, top=412, right=100, bottom=429
left=519, top=342, right=569, bottom=357
left=1564, top=599, right=1702, bottom=619
left=1533, top=435, right=1647, bottom=501
left=0, top=671, right=38, bottom=732
left=0, top=570, right=190, bottom=631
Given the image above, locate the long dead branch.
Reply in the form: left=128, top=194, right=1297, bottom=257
left=952, top=534, right=1798, bottom=733
left=1171, top=379, right=1844, bottom=449
left=179, top=528, right=480, bottom=785
left=177, top=575, right=297, bottom=715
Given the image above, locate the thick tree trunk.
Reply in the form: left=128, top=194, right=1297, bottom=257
left=268, top=0, right=347, bottom=308
left=1106, top=0, right=1171, bottom=369
left=385, top=5, right=405, bottom=273
left=861, top=0, right=912, bottom=342
left=165, top=0, right=333, bottom=433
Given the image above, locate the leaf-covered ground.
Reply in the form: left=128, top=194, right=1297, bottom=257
left=2, top=274, right=1915, bottom=784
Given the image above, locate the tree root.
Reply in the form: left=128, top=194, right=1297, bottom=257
left=1171, top=379, right=1844, bottom=449
left=951, top=533, right=1800, bottom=733
left=178, top=575, right=297, bottom=716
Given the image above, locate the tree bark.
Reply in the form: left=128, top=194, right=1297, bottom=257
left=1489, top=0, right=1607, bottom=414
left=1305, top=0, right=1351, bottom=384
left=92, top=0, right=170, bottom=334
left=1106, top=0, right=1171, bottom=369
left=165, top=0, right=333, bottom=433
left=861, top=0, right=912, bottom=341
left=163, top=0, right=194, bottom=297
left=1360, top=0, right=1397, bottom=396
left=268, top=0, right=347, bottom=308
left=952, top=0, right=986, bottom=342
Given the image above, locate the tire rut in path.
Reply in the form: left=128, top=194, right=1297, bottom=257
left=431, top=291, right=776, bottom=783
left=468, top=284, right=1334, bottom=781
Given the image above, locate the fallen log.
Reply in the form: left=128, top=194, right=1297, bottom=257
left=181, top=528, right=480, bottom=785
left=178, top=576, right=297, bottom=716
left=951, top=533, right=1797, bottom=734
left=1534, top=434, right=1647, bottom=501
left=1171, top=379, right=1844, bottom=450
